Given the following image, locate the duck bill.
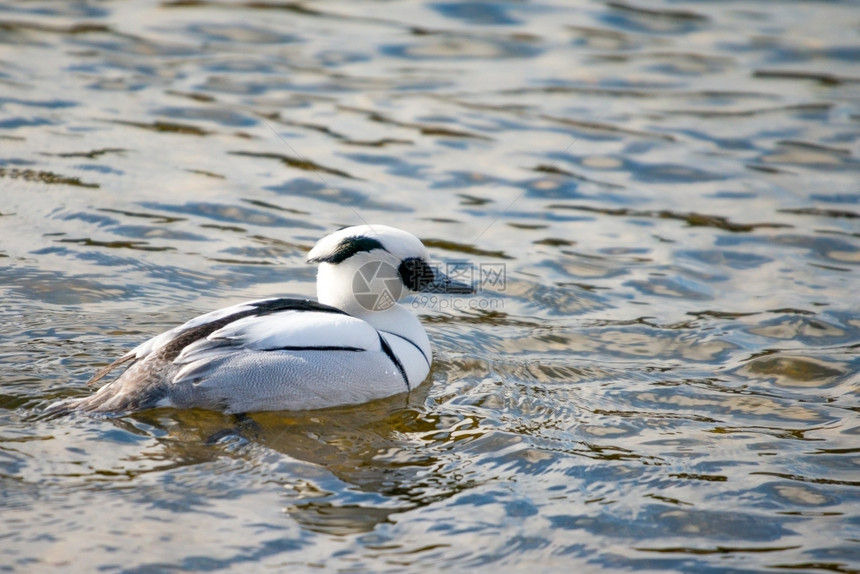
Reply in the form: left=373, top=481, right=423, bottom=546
left=421, top=274, right=474, bottom=294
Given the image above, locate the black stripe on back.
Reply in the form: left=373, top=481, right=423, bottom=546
left=308, top=235, right=385, bottom=264
left=160, top=298, right=347, bottom=362
left=249, top=298, right=347, bottom=315
left=262, top=345, right=364, bottom=352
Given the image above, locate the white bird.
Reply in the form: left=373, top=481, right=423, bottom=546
left=49, top=224, right=473, bottom=414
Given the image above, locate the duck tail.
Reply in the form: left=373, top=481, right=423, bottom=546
left=45, top=356, right=165, bottom=416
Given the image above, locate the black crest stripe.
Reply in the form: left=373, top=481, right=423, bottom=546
left=309, top=235, right=385, bottom=264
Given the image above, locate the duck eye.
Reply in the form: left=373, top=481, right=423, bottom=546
left=398, top=257, right=435, bottom=291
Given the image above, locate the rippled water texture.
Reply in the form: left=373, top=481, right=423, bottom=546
left=2, top=0, right=860, bottom=572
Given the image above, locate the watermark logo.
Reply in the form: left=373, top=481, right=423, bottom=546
left=353, top=261, right=403, bottom=311
left=414, top=261, right=505, bottom=311
left=352, top=260, right=506, bottom=312
left=480, top=263, right=506, bottom=291
left=444, top=261, right=474, bottom=290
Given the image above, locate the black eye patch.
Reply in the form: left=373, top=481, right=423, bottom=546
left=398, top=257, right=435, bottom=291
left=309, top=235, right=385, bottom=264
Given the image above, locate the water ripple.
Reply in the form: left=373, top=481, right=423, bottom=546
left=2, top=0, right=859, bottom=571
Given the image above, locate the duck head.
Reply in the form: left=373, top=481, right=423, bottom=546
left=307, top=224, right=473, bottom=318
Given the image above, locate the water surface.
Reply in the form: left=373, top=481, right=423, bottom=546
left=2, top=0, right=859, bottom=572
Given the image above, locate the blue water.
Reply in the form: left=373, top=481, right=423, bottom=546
left=1, top=0, right=859, bottom=571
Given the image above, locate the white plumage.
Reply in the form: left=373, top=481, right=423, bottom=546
left=49, top=224, right=472, bottom=414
